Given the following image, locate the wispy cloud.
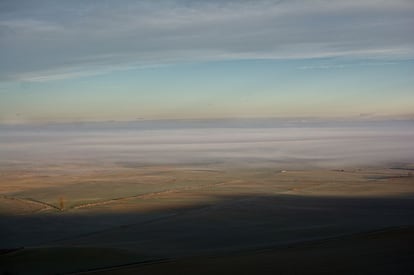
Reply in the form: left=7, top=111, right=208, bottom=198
left=1, top=0, right=413, bottom=81
left=298, top=61, right=400, bottom=70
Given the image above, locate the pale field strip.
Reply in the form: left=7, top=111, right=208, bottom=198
left=1, top=167, right=413, bottom=215
left=0, top=195, right=60, bottom=212
left=71, top=179, right=240, bottom=210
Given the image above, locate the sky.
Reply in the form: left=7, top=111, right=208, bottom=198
left=0, top=0, right=413, bottom=123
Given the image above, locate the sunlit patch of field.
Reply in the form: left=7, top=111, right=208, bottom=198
left=1, top=165, right=413, bottom=214
left=0, top=163, right=413, bottom=274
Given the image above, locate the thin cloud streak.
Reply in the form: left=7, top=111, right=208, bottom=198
left=0, top=0, right=413, bottom=81
left=298, top=61, right=400, bottom=70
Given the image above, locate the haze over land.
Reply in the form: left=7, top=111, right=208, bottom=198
left=1, top=119, right=414, bottom=169
left=1, top=1, right=414, bottom=274
left=1, top=119, right=414, bottom=274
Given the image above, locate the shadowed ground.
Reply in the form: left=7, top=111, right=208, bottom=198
left=1, top=164, right=414, bottom=274
left=85, top=226, right=414, bottom=275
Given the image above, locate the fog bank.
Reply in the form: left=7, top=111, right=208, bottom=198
left=1, top=119, right=413, bottom=168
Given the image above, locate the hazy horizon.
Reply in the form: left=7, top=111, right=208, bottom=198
left=1, top=118, right=413, bottom=169
left=1, top=3, right=414, bottom=274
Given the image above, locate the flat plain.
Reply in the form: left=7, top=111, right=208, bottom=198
left=1, top=162, right=414, bottom=274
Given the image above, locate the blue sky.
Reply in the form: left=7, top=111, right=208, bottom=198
left=0, top=0, right=413, bottom=122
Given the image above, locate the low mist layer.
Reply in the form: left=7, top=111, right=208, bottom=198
left=1, top=119, right=413, bottom=168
